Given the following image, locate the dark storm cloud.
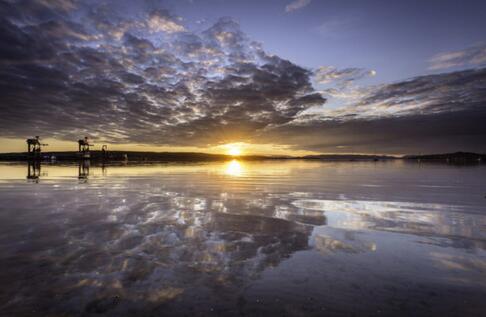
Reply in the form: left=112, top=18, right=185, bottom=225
left=0, top=0, right=484, bottom=154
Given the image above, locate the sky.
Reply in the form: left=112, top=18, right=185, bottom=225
left=0, top=0, right=486, bottom=155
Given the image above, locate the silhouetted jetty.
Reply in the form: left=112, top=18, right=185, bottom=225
left=26, top=136, right=48, bottom=159
left=78, top=136, right=93, bottom=159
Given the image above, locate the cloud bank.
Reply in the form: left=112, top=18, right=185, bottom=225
left=0, top=0, right=324, bottom=147
left=270, top=68, right=486, bottom=154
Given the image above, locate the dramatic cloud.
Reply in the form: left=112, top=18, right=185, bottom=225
left=0, top=0, right=324, bottom=147
left=315, top=68, right=486, bottom=119
left=263, top=68, right=486, bottom=154
left=285, top=0, right=311, bottom=13
left=429, top=43, right=486, bottom=70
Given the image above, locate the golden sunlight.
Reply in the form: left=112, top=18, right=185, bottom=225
left=226, top=144, right=242, bottom=156
left=224, top=159, right=244, bottom=177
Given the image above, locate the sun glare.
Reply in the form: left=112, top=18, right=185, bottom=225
left=227, top=145, right=242, bottom=156
left=224, top=160, right=244, bottom=177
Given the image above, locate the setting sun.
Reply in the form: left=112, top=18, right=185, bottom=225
left=227, top=144, right=242, bottom=156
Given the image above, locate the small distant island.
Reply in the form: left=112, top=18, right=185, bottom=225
left=0, top=150, right=484, bottom=163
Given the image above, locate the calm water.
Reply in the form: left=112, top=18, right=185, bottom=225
left=0, top=160, right=485, bottom=316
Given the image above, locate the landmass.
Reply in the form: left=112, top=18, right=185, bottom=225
left=0, top=151, right=484, bottom=162
left=404, top=151, right=486, bottom=162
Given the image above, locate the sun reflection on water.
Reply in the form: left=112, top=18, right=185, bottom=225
left=224, top=159, right=244, bottom=177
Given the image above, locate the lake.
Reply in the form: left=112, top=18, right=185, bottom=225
left=0, top=160, right=485, bottom=316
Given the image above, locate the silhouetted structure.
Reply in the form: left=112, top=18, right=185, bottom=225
left=26, top=136, right=47, bottom=158
left=78, top=136, right=92, bottom=159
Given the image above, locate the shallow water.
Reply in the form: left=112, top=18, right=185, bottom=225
left=0, top=160, right=485, bottom=316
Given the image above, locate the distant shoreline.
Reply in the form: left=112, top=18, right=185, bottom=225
left=0, top=151, right=484, bottom=163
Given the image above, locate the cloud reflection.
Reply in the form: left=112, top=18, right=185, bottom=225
left=293, top=199, right=486, bottom=244
left=0, top=161, right=485, bottom=315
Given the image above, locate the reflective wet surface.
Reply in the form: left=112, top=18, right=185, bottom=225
left=0, top=160, right=485, bottom=316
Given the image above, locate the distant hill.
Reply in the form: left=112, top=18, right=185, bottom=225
left=404, top=152, right=486, bottom=161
